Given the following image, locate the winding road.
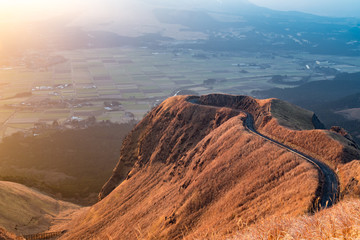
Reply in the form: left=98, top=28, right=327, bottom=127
left=188, top=97, right=339, bottom=210
left=244, top=114, right=339, bottom=209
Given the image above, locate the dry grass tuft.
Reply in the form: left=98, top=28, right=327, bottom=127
left=338, top=160, right=360, bottom=198
left=0, top=227, right=19, bottom=240
left=236, top=198, right=360, bottom=240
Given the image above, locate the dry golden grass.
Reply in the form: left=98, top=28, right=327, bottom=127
left=338, top=160, right=360, bottom=198
left=0, top=181, right=79, bottom=236
left=60, top=96, right=320, bottom=240
left=54, top=94, right=360, bottom=239
left=236, top=198, right=360, bottom=240
left=270, top=99, right=316, bottom=130
left=197, top=94, right=360, bottom=166
left=0, top=227, right=19, bottom=240
left=264, top=98, right=360, bottom=167
left=259, top=119, right=344, bottom=168
left=196, top=94, right=360, bottom=202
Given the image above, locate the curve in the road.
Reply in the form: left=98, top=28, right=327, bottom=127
left=188, top=97, right=339, bottom=210
left=244, top=113, right=339, bottom=210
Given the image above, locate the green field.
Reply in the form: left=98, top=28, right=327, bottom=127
left=1, top=47, right=360, bottom=139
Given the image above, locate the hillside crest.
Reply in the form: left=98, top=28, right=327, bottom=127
left=61, top=94, right=360, bottom=239
left=100, top=94, right=355, bottom=200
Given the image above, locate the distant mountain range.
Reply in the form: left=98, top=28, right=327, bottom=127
left=63, top=0, right=360, bottom=55
left=1, top=0, right=359, bottom=57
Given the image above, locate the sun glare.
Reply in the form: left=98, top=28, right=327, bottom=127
left=0, top=0, right=86, bottom=22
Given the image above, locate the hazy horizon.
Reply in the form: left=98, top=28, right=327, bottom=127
left=249, top=0, right=360, bottom=18
left=1, top=0, right=359, bottom=24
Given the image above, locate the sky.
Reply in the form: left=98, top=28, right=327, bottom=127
left=0, top=0, right=86, bottom=21
left=248, top=0, right=360, bottom=18
left=0, top=0, right=359, bottom=23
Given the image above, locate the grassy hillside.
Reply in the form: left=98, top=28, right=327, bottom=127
left=197, top=94, right=360, bottom=202
left=58, top=95, right=323, bottom=239
left=196, top=94, right=360, bottom=166
left=0, top=181, right=79, bottom=236
left=253, top=72, right=360, bottom=143
left=48, top=94, right=360, bottom=239
left=237, top=198, right=360, bottom=239
left=270, top=99, right=321, bottom=130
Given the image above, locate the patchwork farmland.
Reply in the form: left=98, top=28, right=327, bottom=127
left=0, top=47, right=358, bottom=139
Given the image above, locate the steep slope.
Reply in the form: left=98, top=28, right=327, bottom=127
left=55, top=94, right=360, bottom=239
left=0, top=181, right=80, bottom=236
left=196, top=94, right=360, bottom=200
left=195, top=94, right=359, bottom=166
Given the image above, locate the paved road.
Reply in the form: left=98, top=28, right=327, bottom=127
left=244, top=114, right=338, bottom=209
left=188, top=97, right=339, bottom=209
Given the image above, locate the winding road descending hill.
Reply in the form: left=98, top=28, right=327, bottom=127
left=244, top=114, right=339, bottom=209
left=188, top=97, right=339, bottom=210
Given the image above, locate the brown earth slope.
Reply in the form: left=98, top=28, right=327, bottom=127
left=59, top=94, right=360, bottom=239
left=0, top=181, right=80, bottom=236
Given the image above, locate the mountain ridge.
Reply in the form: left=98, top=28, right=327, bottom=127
left=53, top=94, right=360, bottom=239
